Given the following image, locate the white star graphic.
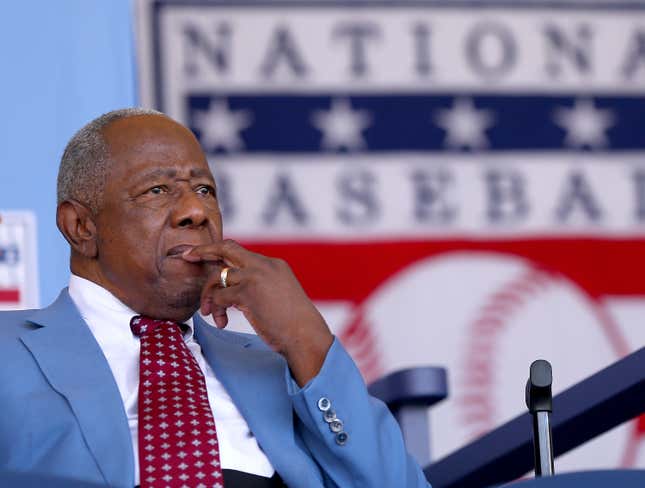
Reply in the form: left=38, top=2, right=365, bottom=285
left=311, top=98, right=372, bottom=151
left=434, top=98, right=496, bottom=150
left=553, top=98, right=615, bottom=149
left=193, top=99, right=253, bottom=152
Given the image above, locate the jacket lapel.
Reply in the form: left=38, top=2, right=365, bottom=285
left=20, top=290, right=134, bottom=488
left=194, top=318, right=324, bottom=488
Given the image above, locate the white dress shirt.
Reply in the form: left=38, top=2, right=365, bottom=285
left=68, top=274, right=275, bottom=484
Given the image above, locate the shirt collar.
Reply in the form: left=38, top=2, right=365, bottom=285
left=68, top=274, right=195, bottom=339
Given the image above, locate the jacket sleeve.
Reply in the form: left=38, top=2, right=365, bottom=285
left=285, top=337, right=431, bottom=488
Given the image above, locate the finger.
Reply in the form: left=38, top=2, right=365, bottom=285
left=209, top=285, right=241, bottom=309
left=206, top=286, right=244, bottom=328
left=183, top=239, right=252, bottom=267
left=200, top=267, right=245, bottom=305
left=211, top=305, right=228, bottom=329
left=219, top=266, right=242, bottom=289
left=199, top=268, right=247, bottom=314
left=200, top=295, right=228, bottom=329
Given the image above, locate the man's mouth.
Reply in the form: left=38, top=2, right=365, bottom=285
left=166, top=244, right=196, bottom=257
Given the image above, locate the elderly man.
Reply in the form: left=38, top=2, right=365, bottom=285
left=0, top=109, right=430, bottom=488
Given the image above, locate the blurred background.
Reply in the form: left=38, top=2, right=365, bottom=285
left=2, top=0, right=645, bottom=474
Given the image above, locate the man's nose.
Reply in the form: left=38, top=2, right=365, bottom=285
left=172, top=189, right=208, bottom=228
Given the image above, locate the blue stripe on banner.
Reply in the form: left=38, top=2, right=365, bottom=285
left=186, top=94, right=645, bottom=153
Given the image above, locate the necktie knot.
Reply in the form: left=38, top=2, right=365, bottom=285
left=130, top=315, right=177, bottom=337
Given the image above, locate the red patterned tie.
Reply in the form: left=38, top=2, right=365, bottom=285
left=130, top=315, right=224, bottom=488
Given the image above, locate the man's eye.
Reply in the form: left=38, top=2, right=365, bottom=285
left=148, top=186, right=166, bottom=195
left=196, top=186, right=215, bottom=196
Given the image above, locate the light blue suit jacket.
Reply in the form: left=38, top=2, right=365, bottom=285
left=0, top=290, right=430, bottom=487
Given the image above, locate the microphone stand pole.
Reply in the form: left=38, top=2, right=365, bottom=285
left=525, top=359, right=554, bottom=477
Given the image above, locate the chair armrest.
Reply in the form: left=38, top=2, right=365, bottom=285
left=368, top=366, right=448, bottom=410
left=368, top=366, right=448, bottom=467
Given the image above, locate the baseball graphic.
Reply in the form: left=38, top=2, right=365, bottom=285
left=343, top=251, right=640, bottom=470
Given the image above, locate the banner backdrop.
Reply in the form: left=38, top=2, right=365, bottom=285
left=137, top=0, right=645, bottom=470
left=0, top=211, right=38, bottom=311
left=0, top=0, right=136, bottom=307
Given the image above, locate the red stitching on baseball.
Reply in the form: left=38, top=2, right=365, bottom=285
left=457, top=267, right=552, bottom=437
left=339, top=305, right=385, bottom=382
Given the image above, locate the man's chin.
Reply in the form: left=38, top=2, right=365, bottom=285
left=168, top=289, right=202, bottom=312
left=155, top=271, right=206, bottom=310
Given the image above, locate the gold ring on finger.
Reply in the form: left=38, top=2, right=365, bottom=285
left=220, top=267, right=231, bottom=288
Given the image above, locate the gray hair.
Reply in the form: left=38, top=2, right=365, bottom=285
left=57, top=107, right=168, bottom=213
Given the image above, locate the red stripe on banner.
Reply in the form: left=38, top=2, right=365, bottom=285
left=242, top=238, right=645, bottom=301
left=0, top=289, right=20, bottom=303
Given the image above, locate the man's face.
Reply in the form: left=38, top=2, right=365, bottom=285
left=94, top=115, right=222, bottom=319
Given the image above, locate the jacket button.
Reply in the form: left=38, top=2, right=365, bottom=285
left=329, top=419, right=344, bottom=433
left=335, top=431, right=349, bottom=446
left=323, top=409, right=337, bottom=423
left=317, top=397, right=331, bottom=411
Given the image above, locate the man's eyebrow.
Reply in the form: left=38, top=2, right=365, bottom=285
left=136, top=168, right=177, bottom=181
left=134, top=167, right=214, bottom=181
left=190, top=168, right=213, bottom=179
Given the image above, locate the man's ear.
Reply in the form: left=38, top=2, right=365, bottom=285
left=56, top=200, right=98, bottom=258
